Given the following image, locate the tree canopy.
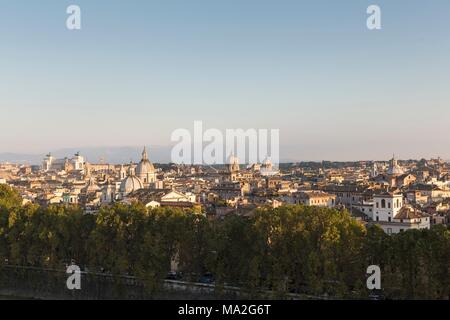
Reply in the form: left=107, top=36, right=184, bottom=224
left=0, top=187, right=448, bottom=299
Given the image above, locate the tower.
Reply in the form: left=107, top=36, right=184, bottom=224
left=373, top=193, right=403, bottom=222
left=119, top=164, right=127, bottom=180
left=135, top=147, right=157, bottom=187
left=371, top=162, right=379, bottom=178
left=42, top=153, right=54, bottom=172
left=227, top=154, right=240, bottom=182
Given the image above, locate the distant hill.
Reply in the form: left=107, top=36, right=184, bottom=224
left=0, top=146, right=356, bottom=165
left=0, top=146, right=174, bottom=165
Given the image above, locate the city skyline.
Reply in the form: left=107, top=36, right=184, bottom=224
left=1, top=0, right=450, bottom=160
left=1, top=0, right=449, bottom=304
left=0, top=145, right=447, bottom=165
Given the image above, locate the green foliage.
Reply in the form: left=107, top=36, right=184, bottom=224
left=0, top=187, right=448, bottom=299
left=0, top=184, right=22, bottom=210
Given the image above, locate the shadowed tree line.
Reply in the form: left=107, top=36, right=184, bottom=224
left=0, top=185, right=448, bottom=299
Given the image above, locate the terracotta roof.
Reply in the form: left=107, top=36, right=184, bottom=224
left=395, top=206, right=427, bottom=220
left=373, top=191, right=401, bottom=197
left=294, top=190, right=335, bottom=199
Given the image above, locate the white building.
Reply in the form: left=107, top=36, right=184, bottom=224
left=161, top=190, right=196, bottom=203
left=352, top=200, right=375, bottom=219
left=42, top=152, right=85, bottom=173
left=370, top=192, right=430, bottom=234
left=71, top=152, right=85, bottom=172
left=260, top=157, right=279, bottom=177
left=145, top=200, right=161, bottom=209
left=142, top=190, right=197, bottom=208
left=42, top=153, right=55, bottom=172
left=373, top=193, right=403, bottom=223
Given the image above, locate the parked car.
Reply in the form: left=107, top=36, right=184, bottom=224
left=165, top=271, right=183, bottom=281
left=198, top=272, right=214, bottom=284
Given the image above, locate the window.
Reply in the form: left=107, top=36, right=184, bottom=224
left=381, top=199, right=386, bottom=208
left=388, top=202, right=391, bottom=209
left=376, top=216, right=379, bottom=221
left=388, top=217, right=391, bottom=222
left=376, top=202, right=379, bottom=208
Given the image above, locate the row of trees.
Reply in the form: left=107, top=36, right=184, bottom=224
left=0, top=185, right=449, bottom=299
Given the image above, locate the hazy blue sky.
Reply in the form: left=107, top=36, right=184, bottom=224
left=1, top=0, right=449, bottom=161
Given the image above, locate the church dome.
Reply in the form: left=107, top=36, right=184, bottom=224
left=387, top=166, right=404, bottom=175
left=120, top=175, right=143, bottom=194
left=136, top=147, right=155, bottom=176
left=83, top=177, right=100, bottom=193
left=387, top=156, right=404, bottom=176
left=136, top=161, right=155, bottom=175
left=262, top=157, right=273, bottom=168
